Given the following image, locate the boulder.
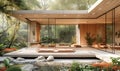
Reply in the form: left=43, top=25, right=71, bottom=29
left=47, top=55, right=54, bottom=61
left=35, top=56, right=45, bottom=60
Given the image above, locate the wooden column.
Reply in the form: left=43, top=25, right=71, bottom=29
left=35, top=23, right=40, bottom=42
left=76, top=24, right=80, bottom=44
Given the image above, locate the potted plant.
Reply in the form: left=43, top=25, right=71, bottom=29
left=85, top=32, right=96, bottom=47
left=96, top=34, right=103, bottom=47
left=3, top=47, right=17, bottom=53
left=0, top=58, right=22, bottom=71
left=0, top=58, right=10, bottom=71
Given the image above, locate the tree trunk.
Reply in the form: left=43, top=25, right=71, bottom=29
left=8, top=22, right=20, bottom=48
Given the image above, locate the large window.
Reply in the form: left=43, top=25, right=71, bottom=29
left=40, top=25, right=76, bottom=45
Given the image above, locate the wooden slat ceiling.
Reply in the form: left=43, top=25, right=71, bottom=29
left=11, top=0, right=120, bottom=24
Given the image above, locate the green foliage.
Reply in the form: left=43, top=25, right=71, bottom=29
left=0, top=13, right=28, bottom=49
left=70, top=62, right=98, bottom=71
left=0, top=32, right=9, bottom=46
left=41, top=37, right=57, bottom=43
left=111, top=57, right=120, bottom=66
left=0, top=44, right=5, bottom=50
left=49, top=0, right=97, bottom=10
left=41, top=25, right=76, bottom=44
left=0, top=44, right=5, bottom=56
left=23, top=0, right=41, bottom=10
left=58, top=26, right=75, bottom=43
left=6, top=66, right=22, bottom=71
left=70, top=62, right=81, bottom=71
left=106, top=25, right=113, bottom=44
left=96, top=34, right=103, bottom=44
left=85, top=32, right=96, bottom=46
left=0, top=0, right=29, bottom=14
left=12, top=0, right=30, bottom=10
left=4, top=58, right=10, bottom=68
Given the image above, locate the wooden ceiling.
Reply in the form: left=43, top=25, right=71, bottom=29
left=11, top=0, right=120, bottom=24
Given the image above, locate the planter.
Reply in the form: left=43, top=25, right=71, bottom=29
left=3, top=48, right=17, bottom=53
left=99, top=62, right=111, bottom=68
left=112, top=66, right=120, bottom=71
left=92, top=62, right=101, bottom=67
left=92, top=62, right=111, bottom=68
left=48, top=44, right=56, bottom=47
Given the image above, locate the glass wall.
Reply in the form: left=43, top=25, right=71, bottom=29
left=96, top=5, right=120, bottom=54
left=105, top=11, right=113, bottom=53
left=114, top=6, right=120, bottom=54
left=40, top=25, right=76, bottom=47
left=95, top=10, right=114, bottom=53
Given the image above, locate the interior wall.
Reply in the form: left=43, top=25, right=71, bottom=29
left=80, top=24, right=105, bottom=46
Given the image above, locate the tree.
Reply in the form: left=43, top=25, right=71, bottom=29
left=48, top=0, right=97, bottom=10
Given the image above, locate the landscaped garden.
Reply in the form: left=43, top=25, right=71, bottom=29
left=0, top=57, right=120, bottom=71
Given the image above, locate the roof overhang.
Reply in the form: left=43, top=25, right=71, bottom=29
left=10, top=0, right=120, bottom=24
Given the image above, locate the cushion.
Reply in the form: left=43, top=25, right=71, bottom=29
left=57, top=49, right=75, bottom=52
left=38, top=49, right=54, bottom=52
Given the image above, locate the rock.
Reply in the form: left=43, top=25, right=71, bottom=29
left=21, top=64, right=34, bottom=71
left=36, top=59, right=46, bottom=62
left=47, top=55, right=54, bottom=61
left=36, top=59, right=46, bottom=63
left=7, top=57, right=14, bottom=62
left=16, top=57, right=25, bottom=61
left=35, top=56, right=45, bottom=60
left=35, top=56, right=46, bottom=62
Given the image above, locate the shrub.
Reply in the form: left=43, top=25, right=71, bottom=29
left=6, top=66, right=21, bottom=71
left=70, top=62, right=81, bottom=71
left=4, top=58, right=10, bottom=68
left=85, top=32, right=96, bottom=46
